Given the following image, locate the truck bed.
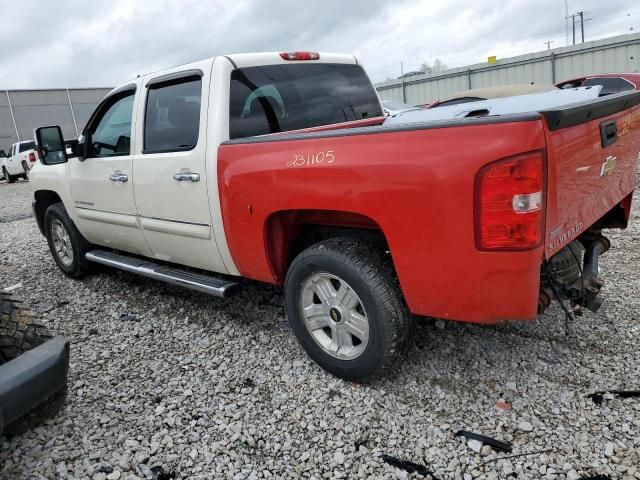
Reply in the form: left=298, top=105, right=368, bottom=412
left=218, top=90, right=640, bottom=323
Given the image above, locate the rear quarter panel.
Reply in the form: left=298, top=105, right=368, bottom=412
left=218, top=118, right=547, bottom=323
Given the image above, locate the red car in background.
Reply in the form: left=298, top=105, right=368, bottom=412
left=418, top=74, right=640, bottom=110
left=556, top=73, right=640, bottom=95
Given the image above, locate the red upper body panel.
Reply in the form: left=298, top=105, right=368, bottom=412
left=218, top=118, right=547, bottom=323
left=217, top=98, right=640, bottom=324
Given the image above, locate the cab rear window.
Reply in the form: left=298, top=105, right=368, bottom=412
left=229, top=63, right=382, bottom=139
left=19, top=141, right=35, bottom=152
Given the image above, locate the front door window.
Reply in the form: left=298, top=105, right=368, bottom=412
left=88, top=93, right=135, bottom=157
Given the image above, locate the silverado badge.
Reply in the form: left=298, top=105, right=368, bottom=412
left=600, top=156, right=616, bottom=177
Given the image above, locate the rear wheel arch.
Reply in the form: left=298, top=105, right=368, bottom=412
left=264, top=209, right=392, bottom=282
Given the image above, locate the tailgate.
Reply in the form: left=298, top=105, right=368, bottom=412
left=541, top=91, right=640, bottom=257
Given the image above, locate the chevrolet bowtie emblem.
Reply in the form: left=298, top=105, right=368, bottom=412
left=600, top=156, right=617, bottom=177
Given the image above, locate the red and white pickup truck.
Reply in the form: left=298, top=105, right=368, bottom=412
left=30, top=52, right=640, bottom=381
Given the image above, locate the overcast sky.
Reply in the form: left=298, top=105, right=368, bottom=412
left=1, top=0, right=638, bottom=89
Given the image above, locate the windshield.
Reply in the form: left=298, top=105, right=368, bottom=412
left=229, top=63, right=382, bottom=139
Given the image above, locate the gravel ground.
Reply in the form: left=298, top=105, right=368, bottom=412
left=1, top=179, right=639, bottom=480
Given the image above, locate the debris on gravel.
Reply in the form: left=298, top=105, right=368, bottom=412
left=2, top=180, right=640, bottom=478
left=380, top=454, right=436, bottom=477
left=587, top=389, right=640, bottom=405
left=455, top=430, right=512, bottom=453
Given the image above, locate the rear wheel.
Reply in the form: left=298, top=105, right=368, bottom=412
left=285, top=238, right=414, bottom=382
left=21, top=161, right=29, bottom=181
left=44, top=203, right=91, bottom=278
left=0, top=292, right=67, bottom=436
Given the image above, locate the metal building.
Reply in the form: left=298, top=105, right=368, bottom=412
left=1, top=88, right=111, bottom=151
left=376, top=32, right=640, bottom=105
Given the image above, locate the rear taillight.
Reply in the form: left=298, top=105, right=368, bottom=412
left=474, top=151, right=546, bottom=251
left=29, top=152, right=36, bottom=162
left=279, top=51, right=320, bottom=61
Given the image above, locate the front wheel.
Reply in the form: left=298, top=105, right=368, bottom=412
left=3, top=167, right=16, bottom=184
left=44, top=203, right=91, bottom=278
left=285, top=238, right=414, bottom=382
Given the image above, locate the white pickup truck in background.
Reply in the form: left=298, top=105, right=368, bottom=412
left=1, top=140, right=37, bottom=182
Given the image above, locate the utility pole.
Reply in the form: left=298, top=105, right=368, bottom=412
left=400, top=61, right=406, bottom=103
left=566, top=14, right=576, bottom=45
left=565, top=0, right=569, bottom=46
left=573, top=11, right=591, bottom=43
left=544, top=40, right=554, bottom=50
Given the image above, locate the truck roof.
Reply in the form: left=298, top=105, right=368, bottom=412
left=109, top=52, right=359, bottom=97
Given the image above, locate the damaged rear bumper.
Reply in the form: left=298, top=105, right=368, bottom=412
left=0, top=336, right=70, bottom=433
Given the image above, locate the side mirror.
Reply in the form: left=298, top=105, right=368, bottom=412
left=35, top=126, right=68, bottom=165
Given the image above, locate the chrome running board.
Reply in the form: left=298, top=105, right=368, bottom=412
left=86, top=250, right=240, bottom=298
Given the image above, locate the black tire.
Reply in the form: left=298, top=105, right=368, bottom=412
left=285, top=238, right=414, bottom=382
left=3, top=167, right=16, bottom=184
left=0, top=292, right=67, bottom=436
left=44, top=202, right=91, bottom=278
left=21, top=161, right=29, bottom=181
left=0, top=292, right=51, bottom=363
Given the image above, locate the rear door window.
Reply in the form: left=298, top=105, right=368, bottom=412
left=144, top=76, right=202, bottom=153
left=583, top=77, right=635, bottom=96
left=229, top=63, right=382, bottom=139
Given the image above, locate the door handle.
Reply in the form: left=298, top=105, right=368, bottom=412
left=600, top=120, right=617, bottom=148
left=173, top=172, right=200, bottom=182
left=109, top=172, right=128, bottom=182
